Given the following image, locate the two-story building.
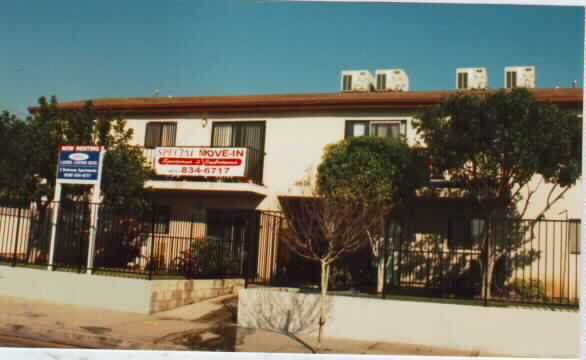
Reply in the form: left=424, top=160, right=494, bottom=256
left=30, top=86, right=582, bottom=298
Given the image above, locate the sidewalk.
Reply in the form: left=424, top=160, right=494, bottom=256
left=0, top=294, right=508, bottom=356
left=0, top=294, right=235, bottom=350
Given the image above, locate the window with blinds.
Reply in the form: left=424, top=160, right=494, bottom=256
left=211, top=122, right=266, bottom=183
left=144, top=122, right=177, bottom=148
left=345, top=120, right=406, bottom=139
left=211, top=122, right=265, bottom=151
left=371, top=122, right=401, bottom=138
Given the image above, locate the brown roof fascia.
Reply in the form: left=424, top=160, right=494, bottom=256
left=27, top=88, right=583, bottom=114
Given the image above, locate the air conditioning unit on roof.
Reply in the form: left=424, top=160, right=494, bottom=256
left=505, top=66, right=536, bottom=89
left=375, top=69, right=409, bottom=92
left=341, top=70, right=375, bottom=92
left=456, top=67, right=488, bottom=90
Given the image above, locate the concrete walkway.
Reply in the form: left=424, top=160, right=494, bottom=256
left=0, top=294, right=510, bottom=356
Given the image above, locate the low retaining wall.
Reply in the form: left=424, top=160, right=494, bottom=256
left=238, top=288, right=579, bottom=358
left=150, top=278, right=244, bottom=313
left=0, top=266, right=244, bottom=314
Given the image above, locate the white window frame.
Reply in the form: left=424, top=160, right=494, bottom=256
left=345, top=120, right=407, bottom=139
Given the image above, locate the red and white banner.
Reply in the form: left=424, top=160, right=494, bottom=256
left=154, top=147, right=248, bottom=177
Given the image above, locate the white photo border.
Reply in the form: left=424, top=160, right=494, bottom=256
left=1, top=0, right=583, bottom=360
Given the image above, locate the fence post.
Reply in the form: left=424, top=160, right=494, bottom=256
left=86, top=194, right=101, bottom=275
left=12, top=205, right=23, bottom=266
left=187, top=212, right=194, bottom=277
left=148, top=207, right=156, bottom=280
left=78, top=203, right=85, bottom=273
left=242, top=213, right=251, bottom=287
left=48, top=184, right=62, bottom=271
left=218, top=221, right=224, bottom=279
left=381, top=216, right=388, bottom=299
left=483, top=218, right=490, bottom=307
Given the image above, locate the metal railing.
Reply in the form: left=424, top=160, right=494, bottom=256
left=0, top=199, right=262, bottom=280
left=260, top=213, right=579, bottom=308
left=1, top=198, right=578, bottom=307
left=142, top=146, right=264, bottom=185
left=384, top=218, right=579, bottom=307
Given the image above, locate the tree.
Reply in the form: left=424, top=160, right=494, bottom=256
left=317, top=136, right=429, bottom=293
left=0, top=111, right=37, bottom=198
left=10, top=96, right=154, bottom=209
left=413, top=88, right=581, bottom=298
left=279, top=192, right=381, bottom=347
left=0, top=97, right=154, bottom=266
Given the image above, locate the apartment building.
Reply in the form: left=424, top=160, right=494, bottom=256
left=29, top=83, right=581, bottom=294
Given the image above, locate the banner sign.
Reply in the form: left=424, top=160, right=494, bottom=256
left=57, top=145, right=102, bottom=183
left=155, top=147, right=248, bottom=177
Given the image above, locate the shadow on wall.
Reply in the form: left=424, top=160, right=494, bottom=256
left=238, top=288, right=332, bottom=338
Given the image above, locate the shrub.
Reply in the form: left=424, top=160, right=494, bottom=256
left=509, top=279, right=547, bottom=299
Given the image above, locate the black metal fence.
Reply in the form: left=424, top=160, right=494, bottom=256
left=265, top=213, right=580, bottom=308
left=384, top=217, right=580, bottom=307
left=0, top=199, right=261, bottom=279
left=0, top=199, right=52, bottom=267
left=0, top=198, right=580, bottom=307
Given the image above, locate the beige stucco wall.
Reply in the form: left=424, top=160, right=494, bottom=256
left=125, top=112, right=421, bottom=212
left=0, top=265, right=244, bottom=314
left=517, top=175, right=581, bottom=220
left=238, top=288, right=579, bottom=358
left=0, top=266, right=152, bottom=313
left=126, top=116, right=211, bottom=148
left=123, top=111, right=580, bottom=218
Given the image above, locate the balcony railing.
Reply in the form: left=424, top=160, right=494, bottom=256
left=141, top=146, right=264, bottom=186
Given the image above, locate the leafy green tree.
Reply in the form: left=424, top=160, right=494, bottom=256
left=413, top=88, right=581, bottom=298
left=23, top=96, right=154, bottom=209
left=316, top=136, right=429, bottom=293
left=0, top=98, right=154, bottom=266
left=0, top=111, right=37, bottom=198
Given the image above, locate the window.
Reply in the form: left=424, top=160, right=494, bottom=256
left=371, top=122, right=402, bottom=138
left=448, top=217, right=485, bottom=249
left=457, top=72, right=468, bottom=89
left=568, top=219, right=580, bottom=254
left=345, top=120, right=406, bottom=139
left=211, top=122, right=266, bottom=183
left=144, top=122, right=177, bottom=148
left=212, top=122, right=265, bottom=149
